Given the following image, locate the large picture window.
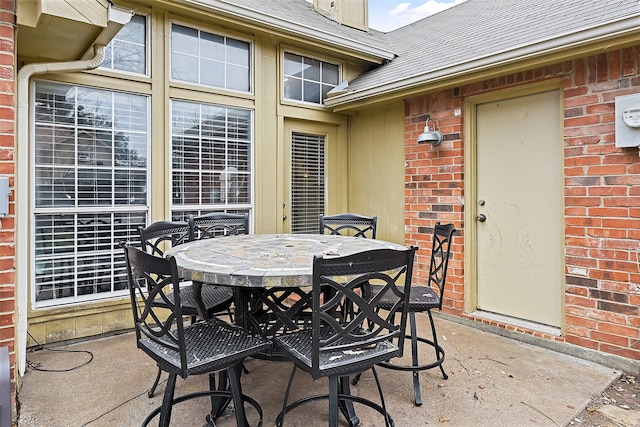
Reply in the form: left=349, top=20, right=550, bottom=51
left=171, top=23, right=251, bottom=92
left=283, top=53, right=339, bottom=105
left=171, top=100, right=252, bottom=220
left=33, top=81, right=149, bottom=306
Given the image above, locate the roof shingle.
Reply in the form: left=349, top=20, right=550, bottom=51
left=346, top=0, right=640, bottom=94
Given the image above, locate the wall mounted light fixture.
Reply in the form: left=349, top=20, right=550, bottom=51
left=417, top=118, right=443, bottom=146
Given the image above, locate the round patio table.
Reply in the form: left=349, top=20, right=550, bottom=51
left=166, top=233, right=407, bottom=289
left=166, top=232, right=410, bottom=342
left=166, top=233, right=409, bottom=425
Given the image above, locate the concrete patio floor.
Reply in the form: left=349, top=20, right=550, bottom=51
left=16, top=314, right=620, bottom=427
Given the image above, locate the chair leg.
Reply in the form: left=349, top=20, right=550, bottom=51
left=275, top=365, right=299, bottom=427
left=227, top=364, right=250, bottom=427
left=207, top=371, right=232, bottom=421
left=428, top=310, right=448, bottom=380
left=328, top=377, right=339, bottom=427
left=409, top=312, right=422, bottom=406
left=158, top=372, right=177, bottom=427
left=351, top=371, right=362, bottom=385
left=338, top=377, right=360, bottom=427
left=371, top=366, right=394, bottom=427
left=148, top=366, right=163, bottom=398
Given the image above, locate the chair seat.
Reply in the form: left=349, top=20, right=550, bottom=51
left=157, top=284, right=234, bottom=316
left=376, top=285, right=440, bottom=312
left=140, top=318, right=272, bottom=376
left=274, top=327, right=399, bottom=379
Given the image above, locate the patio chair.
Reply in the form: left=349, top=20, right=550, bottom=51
left=139, top=220, right=235, bottom=323
left=319, top=213, right=378, bottom=320
left=138, top=220, right=234, bottom=398
left=189, top=212, right=249, bottom=240
left=319, top=213, right=377, bottom=238
left=123, top=244, right=272, bottom=427
left=186, top=212, right=249, bottom=324
left=273, top=246, right=417, bottom=427
left=375, top=222, right=456, bottom=406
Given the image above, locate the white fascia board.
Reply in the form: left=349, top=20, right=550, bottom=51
left=326, top=15, right=640, bottom=108
left=179, top=0, right=396, bottom=62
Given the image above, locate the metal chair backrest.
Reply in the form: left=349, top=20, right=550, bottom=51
left=189, top=212, right=249, bottom=240
left=319, top=213, right=377, bottom=238
left=429, top=222, right=456, bottom=309
left=123, top=244, right=188, bottom=375
left=310, top=246, right=417, bottom=380
left=138, top=221, right=191, bottom=256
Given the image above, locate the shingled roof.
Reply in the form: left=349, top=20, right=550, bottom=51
left=328, top=0, right=640, bottom=106
left=197, top=0, right=640, bottom=107
left=199, top=0, right=395, bottom=61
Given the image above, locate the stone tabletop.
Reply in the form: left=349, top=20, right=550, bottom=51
left=165, top=233, right=408, bottom=289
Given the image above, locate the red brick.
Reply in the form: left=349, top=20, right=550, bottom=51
left=622, top=47, right=636, bottom=76
left=598, top=322, right=638, bottom=338
left=601, top=346, right=640, bottom=360
left=591, top=330, right=629, bottom=347
left=565, top=115, right=600, bottom=127
left=609, top=50, right=621, bottom=79
left=566, top=334, right=599, bottom=350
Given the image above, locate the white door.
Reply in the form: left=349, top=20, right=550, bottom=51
left=476, top=90, right=563, bottom=328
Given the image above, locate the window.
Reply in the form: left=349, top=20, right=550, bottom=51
left=290, top=132, right=325, bottom=233
left=33, top=81, right=149, bottom=306
left=283, top=53, right=339, bottom=105
left=170, top=100, right=252, bottom=221
left=171, top=23, right=251, bottom=92
left=101, top=14, right=148, bottom=75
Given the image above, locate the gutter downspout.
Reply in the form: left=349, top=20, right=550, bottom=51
left=16, top=45, right=106, bottom=376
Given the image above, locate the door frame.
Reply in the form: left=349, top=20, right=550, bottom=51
left=281, top=119, right=346, bottom=233
left=463, top=80, right=566, bottom=331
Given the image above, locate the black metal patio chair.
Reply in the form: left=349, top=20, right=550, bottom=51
left=375, top=222, right=457, bottom=406
left=138, top=220, right=234, bottom=398
left=319, top=213, right=378, bottom=321
left=123, top=244, right=271, bottom=427
left=273, top=246, right=417, bottom=427
left=189, top=212, right=249, bottom=240
left=319, top=213, right=377, bottom=238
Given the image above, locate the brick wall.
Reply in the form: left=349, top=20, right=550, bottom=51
left=0, top=0, right=15, bottom=419
left=405, top=46, right=640, bottom=360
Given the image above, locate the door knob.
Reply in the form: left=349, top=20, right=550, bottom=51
left=477, top=213, right=487, bottom=222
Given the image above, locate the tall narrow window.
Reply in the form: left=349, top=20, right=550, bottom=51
left=101, top=14, right=148, bottom=75
left=283, top=53, right=339, bottom=105
left=33, top=81, right=149, bottom=306
left=171, top=100, right=252, bottom=220
left=171, top=23, right=251, bottom=92
left=291, top=133, right=325, bottom=233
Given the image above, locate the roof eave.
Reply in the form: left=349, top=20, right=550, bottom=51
left=325, top=15, right=640, bottom=110
left=176, top=0, right=396, bottom=63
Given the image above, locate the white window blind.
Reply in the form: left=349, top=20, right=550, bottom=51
left=170, top=100, right=252, bottom=220
left=33, top=81, right=149, bottom=306
left=291, top=132, right=325, bottom=233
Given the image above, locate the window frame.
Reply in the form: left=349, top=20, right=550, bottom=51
left=169, top=20, right=254, bottom=94
left=98, top=13, right=150, bottom=77
left=169, top=98, right=254, bottom=222
left=30, top=80, right=151, bottom=309
left=281, top=49, right=341, bottom=107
